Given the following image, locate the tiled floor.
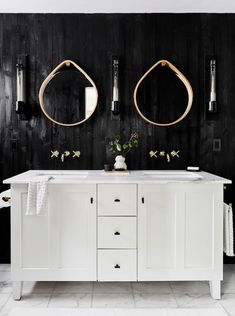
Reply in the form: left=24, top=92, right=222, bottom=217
left=0, top=264, right=235, bottom=315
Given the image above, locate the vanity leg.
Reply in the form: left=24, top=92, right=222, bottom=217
left=209, top=280, right=221, bottom=299
left=13, top=281, right=23, bottom=300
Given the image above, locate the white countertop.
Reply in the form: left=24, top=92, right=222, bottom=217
left=3, top=170, right=232, bottom=184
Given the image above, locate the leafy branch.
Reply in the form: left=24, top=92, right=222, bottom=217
left=108, top=132, right=139, bottom=157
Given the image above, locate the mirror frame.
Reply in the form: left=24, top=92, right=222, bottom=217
left=39, top=59, right=98, bottom=127
left=133, top=59, right=193, bottom=127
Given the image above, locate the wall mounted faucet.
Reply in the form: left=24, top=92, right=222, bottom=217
left=149, top=149, right=180, bottom=163
left=61, top=151, right=70, bottom=162
left=51, top=150, right=81, bottom=162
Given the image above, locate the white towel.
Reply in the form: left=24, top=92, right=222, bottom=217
left=223, top=203, right=234, bottom=257
left=0, top=189, right=11, bottom=209
left=26, top=176, right=52, bottom=215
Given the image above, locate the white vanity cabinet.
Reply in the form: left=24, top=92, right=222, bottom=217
left=4, top=170, right=231, bottom=301
left=138, top=183, right=223, bottom=299
left=10, top=183, right=96, bottom=299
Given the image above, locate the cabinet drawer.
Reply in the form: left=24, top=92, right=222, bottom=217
left=98, top=217, right=136, bottom=249
left=98, top=184, right=137, bottom=216
left=98, top=249, right=137, bottom=281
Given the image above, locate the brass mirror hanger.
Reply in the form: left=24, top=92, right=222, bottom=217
left=133, top=59, right=193, bottom=126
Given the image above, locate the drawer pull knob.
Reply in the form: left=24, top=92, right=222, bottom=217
left=90, top=197, right=93, bottom=204
left=114, top=199, right=120, bottom=202
left=142, top=197, right=145, bottom=204
left=114, top=264, right=120, bottom=269
left=114, top=231, right=120, bottom=235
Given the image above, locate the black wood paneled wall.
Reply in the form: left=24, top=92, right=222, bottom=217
left=0, top=13, right=235, bottom=263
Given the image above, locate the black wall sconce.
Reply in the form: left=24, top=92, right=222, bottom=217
left=208, top=59, right=217, bottom=113
left=205, top=56, right=218, bottom=120
left=111, top=56, right=120, bottom=117
left=16, top=55, right=30, bottom=120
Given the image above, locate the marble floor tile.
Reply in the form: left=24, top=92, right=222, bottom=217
left=4, top=308, right=230, bottom=316
left=7, top=308, right=116, bottom=316
left=134, top=293, right=177, bottom=308
left=93, top=282, right=132, bottom=294
left=170, top=281, right=210, bottom=294
left=92, top=293, right=135, bottom=308
left=223, top=307, right=235, bottom=316
left=174, top=293, right=221, bottom=308
left=0, top=294, right=10, bottom=309
left=76, top=294, right=92, bottom=308
left=23, top=281, right=55, bottom=295
left=118, top=309, right=228, bottom=316
left=0, top=281, right=12, bottom=294
left=117, top=310, right=169, bottom=316
left=54, top=282, right=93, bottom=294
left=221, top=294, right=235, bottom=308
left=48, top=293, right=92, bottom=308
left=0, top=294, right=50, bottom=316
left=132, top=281, right=172, bottom=294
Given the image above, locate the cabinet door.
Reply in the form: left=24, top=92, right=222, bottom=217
left=49, top=184, right=96, bottom=280
left=12, top=184, right=96, bottom=281
left=183, top=185, right=223, bottom=278
left=11, top=184, right=50, bottom=279
left=138, top=184, right=184, bottom=280
left=138, top=184, right=223, bottom=281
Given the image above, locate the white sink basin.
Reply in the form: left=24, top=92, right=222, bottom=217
left=143, top=171, right=203, bottom=181
left=52, top=175, right=87, bottom=179
left=37, top=171, right=88, bottom=179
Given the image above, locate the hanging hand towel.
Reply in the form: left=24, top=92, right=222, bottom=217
left=26, top=175, right=52, bottom=215
left=223, top=203, right=235, bottom=257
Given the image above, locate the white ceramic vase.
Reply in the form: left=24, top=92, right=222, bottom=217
left=114, top=155, right=127, bottom=171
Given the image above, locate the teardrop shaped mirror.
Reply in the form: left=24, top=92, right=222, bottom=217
left=39, top=60, right=98, bottom=127
left=133, top=60, right=193, bottom=126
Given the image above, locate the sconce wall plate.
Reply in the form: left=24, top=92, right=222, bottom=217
left=39, top=59, right=98, bottom=127
left=133, top=59, right=193, bottom=127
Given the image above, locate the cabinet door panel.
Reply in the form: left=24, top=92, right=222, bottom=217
left=138, top=184, right=223, bottom=281
left=49, top=184, right=96, bottom=280
left=184, top=189, right=219, bottom=270
left=145, top=191, right=177, bottom=269
left=12, top=184, right=97, bottom=281
left=21, top=192, right=49, bottom=269
left=138, top=184, right=184, bottom=280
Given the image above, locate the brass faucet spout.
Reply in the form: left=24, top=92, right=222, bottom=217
left=61, top=151, right=70, bottom=162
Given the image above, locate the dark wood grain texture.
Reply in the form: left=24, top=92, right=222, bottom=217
left=0, top=13, right=234, bottom=263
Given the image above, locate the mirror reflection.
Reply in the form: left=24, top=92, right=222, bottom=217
left=43, top=68, right=97, bottom=125
left=136, top=66, right=188, bottom=125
